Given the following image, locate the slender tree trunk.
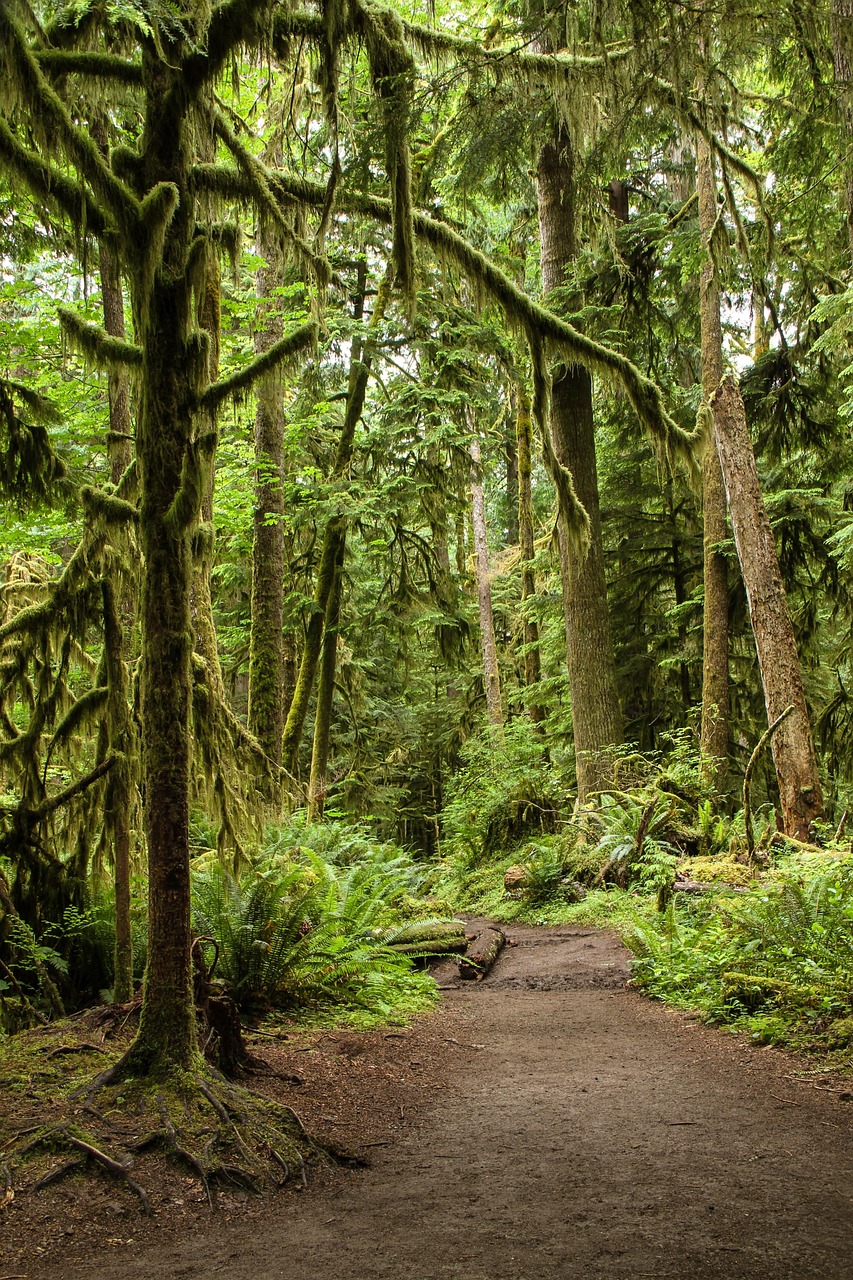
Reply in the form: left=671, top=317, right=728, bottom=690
left=283, top=268, right=389, bottom=775
left=696, top=131, right=731, bottom=790
left=505, top=421, right=519, bottom=546
left=469, top=429, right=503, bottom=732
left=832, top=0, right=853, bottom=264
left=190, top=234, right=226, bottom=711
left=514, top=383, right=545, bottom=724
left=101, top=580, right=134, bottom=1004
left=536, top=123, right=621, bottom=798
left=307, top=533, right=345, bottom=819
left=248, top=228, right=286, bottom=764
left=711, top=377, right=824, bottom=839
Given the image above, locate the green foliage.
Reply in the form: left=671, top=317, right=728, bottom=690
left=626, top=860, right=853, bottom=1052
left=190, top=838, right=441, bottom=1021
left=441, top=721, right=572, bottom=865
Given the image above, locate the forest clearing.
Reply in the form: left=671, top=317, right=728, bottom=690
left=1, top=0, right=853, bottom=1271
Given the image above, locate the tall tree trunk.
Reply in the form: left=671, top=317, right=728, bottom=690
left=469, top=430, right=503, bottom=732
left=101, top=580, right=134, bottom=1005
left=832, top=0, right=853, bottom=264
left=505, top=420, right=519, bottom=546
left=94, top=118, right=135, bottom=1004
left=696, top=131, right=731, bottom=790
left=190, top=219, right=226, bottom=711
left=307, top=533, right=345, bottom=820
left=711, top=377, right=824, bottom=839
left=536, top=124, right=621, bottom=798
left=248, top=228, right=286, bottom=764
left=127, top=52, right=201, bottom=1074
left=283, top=268, right=389, bottom=775
left=514, top=383, right=545, bottom=724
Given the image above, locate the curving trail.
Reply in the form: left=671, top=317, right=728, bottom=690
left=39, top=924, right=853, bottom=1279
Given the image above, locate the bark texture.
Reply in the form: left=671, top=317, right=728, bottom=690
left=711, top=377, right=824, bottom=840
left=833, top=0, right=853, bottom=265
left=306, top=532, right=344, bottom=820
left=127, top=49, right=201, bottom=1074
left=97, top=230, right=135, bottom=1004
left=536, top=124, right=621, bottom=798
left=469, top=431, right=503, bottom=732
left=696, top=131, right=730, bottom=790
left=515, top=384, right=544, bottom=724
left=247, top=228, right=286, bottom=764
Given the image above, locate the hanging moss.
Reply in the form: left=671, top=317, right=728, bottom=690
left=199, top=320, right=317, bottom=412
left=58, top=308, right=142, bottom=369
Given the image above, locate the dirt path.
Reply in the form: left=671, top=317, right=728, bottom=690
left=22, top=924, right=853, bottom=1279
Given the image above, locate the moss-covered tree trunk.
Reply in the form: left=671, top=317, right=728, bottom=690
left=469, top=430, right=503, bottom=732
left=307, top=531, right=345, bottom=820
left=833, top=0, right=853, bottom=264
left=696, top=129, right=730, bottom=791
left=190, top=197, right=226, bottom=713
left=711, top=376, right=824, bottom=840
left=282, top=268, right=388, bottom=776
left=514, top=383, right=544, bottom=724
left=536, top=124, right=621, bottom=798
left=97, top=221, right=135, bottom=1005
left=100, top=579, right=134, bottom=1004
left=126, top=51, right=200, bottom=1075
left=248, top=227, right=286, bottom=765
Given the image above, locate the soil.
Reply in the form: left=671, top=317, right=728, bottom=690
left=4, top=921, right=853, bottom=1279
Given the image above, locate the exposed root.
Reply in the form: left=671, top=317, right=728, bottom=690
left=46, top=1042, right=107, bottom=1060
left=15, top=1063, right=322, bottom=1213
left=24, top=1127, right=152, bottom=1214
left=32, top=1157, right=84, bottom=1189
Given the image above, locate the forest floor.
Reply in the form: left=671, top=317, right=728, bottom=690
left=3, top=920, right=853, bottom=1279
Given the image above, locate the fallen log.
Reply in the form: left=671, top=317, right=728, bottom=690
left=385, top=919, right=468, bottom=957
left=458, top=926, right=506, bottom=981
left=672, top=876, right=747, bottom=895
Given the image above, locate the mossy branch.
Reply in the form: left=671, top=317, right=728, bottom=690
left=0, top=531, right=105, bottom=645
left=35, top=49, right=143, bottom=84
left=0, top=117, right=113, bottom=239
left=400, top=15, right=629, bottom=75
left=650, top=78, right=766, bottom=208
left=266, top=171, right=698, bottom=471
left=211, top=112, right=331, bottom=287
left=164, top=434, right=217, bottom=536
left=0, top=9, right=141, bottom=233
left=34, top=755, right=115, bottom=820
left=80, top=485, right=139, bottom=527
left=199, top=321, right=317, bottom=413
left=58, top=308, right=143, bottom=370
left=44, top=686, right=109, bottom=766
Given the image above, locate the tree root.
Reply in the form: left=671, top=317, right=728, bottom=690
left=24, top=1128, right=152, bottom=1214
left=17, top=1064, right=322, bottom=1213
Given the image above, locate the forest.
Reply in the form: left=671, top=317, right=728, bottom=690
left=1, top=0, right=853, bottom=1225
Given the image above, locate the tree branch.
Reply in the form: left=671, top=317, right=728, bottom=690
left=0, top=8, right=141, bottom=233
left=0, top=117, right=114, bottom=239
left=58, top=309, right=143, bottom=369
left=199, top=321, right=317, bottom=412
left=35, top=49, right=143, bottom=84
left=266, top=171, right=698, bottom=472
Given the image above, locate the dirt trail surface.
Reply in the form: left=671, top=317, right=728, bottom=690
left=13, top=922, right=853, bottom=1280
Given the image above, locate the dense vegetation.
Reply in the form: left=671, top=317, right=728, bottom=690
left=1, top=0, right=852, bottom=1188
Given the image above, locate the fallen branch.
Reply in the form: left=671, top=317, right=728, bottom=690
left=744, top=705, right=794, bottom=860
